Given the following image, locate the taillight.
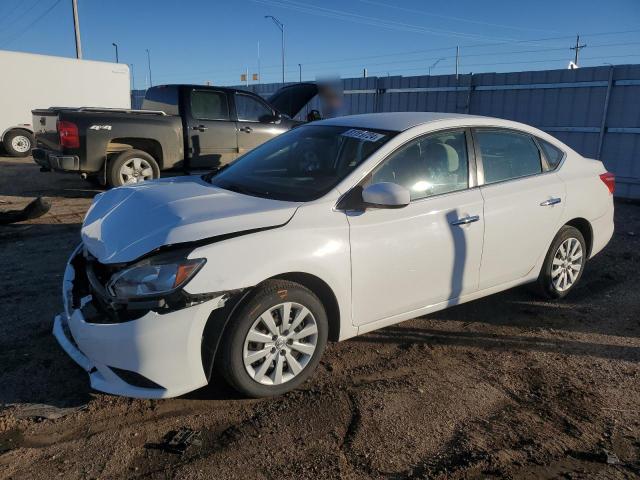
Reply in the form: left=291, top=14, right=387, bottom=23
left=57, top=120, right=80, bottom=148
left=599, top=172, right=615, bottom=195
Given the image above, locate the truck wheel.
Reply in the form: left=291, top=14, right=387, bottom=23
left=3, top=129, right=34, bottom=157
left=107, top=149, right=160, bottom=188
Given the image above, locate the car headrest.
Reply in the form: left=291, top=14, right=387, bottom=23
left=423, top=142, right=459, bottom=174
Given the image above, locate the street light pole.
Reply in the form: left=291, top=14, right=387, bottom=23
left=146, top=49, right=152, bottom=87
left=112, top=42, right=119, bottom=63
left=298, top=63, right=302, bottom=82
left=428, top=57, right=445, bottom=76
left=265, top=15, right=285, bottom=84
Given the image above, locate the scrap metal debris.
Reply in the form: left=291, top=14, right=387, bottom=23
left=146, top=428, right=202, bottom=455
left=0, top=197, right=51, bottom=225
left=10, top=403, right=87, bottom=420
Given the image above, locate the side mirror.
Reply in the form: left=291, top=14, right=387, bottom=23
left=306, top=109, right=322, bottom=122
left=362, top=182, right=410, bottom=209
left=260, top=112, right=282, bottom=124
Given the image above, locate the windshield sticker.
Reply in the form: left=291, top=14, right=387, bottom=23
left=341, top=129, right=386, bottom=142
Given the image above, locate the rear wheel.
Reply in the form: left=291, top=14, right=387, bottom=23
left=219, top=280, right=328, bottom=397
left=537, top=225, right=587, bottom=299
left=107, top=149, right=160, bottom=188
left=3, top=129, right=34, bottom=157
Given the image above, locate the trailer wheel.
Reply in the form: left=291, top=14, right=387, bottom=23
left=107, top=149, right=160, bottom=188
left=3, top=129, right=34, bottom=157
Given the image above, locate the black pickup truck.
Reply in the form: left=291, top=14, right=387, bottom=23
left=32, top=83, right=318, bottom=187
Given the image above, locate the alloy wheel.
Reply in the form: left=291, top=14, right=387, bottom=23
left=551, top=237, right=583, bottom=292
left=119, top=157, right=154, bottom=184
left=243, top=302, right=318, bottom=386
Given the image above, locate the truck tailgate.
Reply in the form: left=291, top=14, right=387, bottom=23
left=32, top=109, right=61, bottom=151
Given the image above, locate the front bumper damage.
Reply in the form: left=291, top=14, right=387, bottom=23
left=52, top=246, right=226, bottom=399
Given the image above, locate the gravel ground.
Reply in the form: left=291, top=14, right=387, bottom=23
left=0, top=155, right=639, bottom=479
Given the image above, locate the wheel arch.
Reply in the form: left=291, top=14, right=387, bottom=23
left=1, top=126, right=34, bottom=141
left=200, top=271, right=342, bottom=382
left=565, top=217, right=593, bottom=257
left=107, top=137, right=164, bottom=168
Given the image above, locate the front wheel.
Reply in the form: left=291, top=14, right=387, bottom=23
left=107, top=149, right=160, bottom=188
left=219, top=280, right=328, bottom=397
left=537, top=225, right=587, bottom=299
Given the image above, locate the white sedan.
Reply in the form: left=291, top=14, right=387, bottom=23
left=53, top=112, right=615, bottom=398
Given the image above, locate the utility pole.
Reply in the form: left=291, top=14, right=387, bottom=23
left=455, top=46, right=459, bottom=79
left=129, top=63, right=135, bottom=90
left=112, top=42, right=119, bottom=63
left=298, top=63, right=302, bottom=82
left=245, top=67, right=249, bottom=87
left=265, top=15, right=285, bottom=84
left=71, top=0, right=82, bottom=59
left=570, top=34, right=587, bottom=67
left=363, top=68, right=368, bottom=78
left=146, top=49, right=152, bottom=87
left=257, top=41, right=261, bottom=84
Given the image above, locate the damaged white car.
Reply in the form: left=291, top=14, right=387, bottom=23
left=54, top=112, right=615, bottom=398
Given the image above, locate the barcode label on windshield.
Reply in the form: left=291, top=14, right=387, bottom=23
left=341, top=129, right=385, bottom=142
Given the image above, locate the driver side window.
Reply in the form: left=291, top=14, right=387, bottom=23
left=370, top=130, right=469, bottom=200
left=235, top=94, right=273, bottom=122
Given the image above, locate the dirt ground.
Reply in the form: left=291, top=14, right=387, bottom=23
left=0, top=155, right=639, bottom=479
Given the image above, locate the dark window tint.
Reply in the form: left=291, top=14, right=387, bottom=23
left=142, top=86, right=179, bottom=115
left=236, top=94, right=272, bottom=122
left=211, top=125, right=395, bottom=202
left=476, top=130, right=542, bottom=184
left=190, top=90, right=229, bottom=120
left=371, top=130, right=469, bottom=200
left=538, top=138, right=564, bottom=170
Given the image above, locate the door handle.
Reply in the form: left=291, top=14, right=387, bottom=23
left=540, top=197, right=561, bottom=206
left=191, top=125, right=208, bottom=132
left=239, top=126, right=253, bottom=133
left=450, top=215, right=480, bottom=226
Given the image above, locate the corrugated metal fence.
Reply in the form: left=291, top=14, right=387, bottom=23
left=132, top=65, right=640, bottom=198
left=235, top=65, right=640, bottom=198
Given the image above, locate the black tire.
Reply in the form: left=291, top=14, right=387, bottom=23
left=219, top=280, right=328, bottom=398
left=537, top=225, right=587, bottom=299
left=3, top=129, right=34, bottom=157
left=107, top=149, right=160, bottom=188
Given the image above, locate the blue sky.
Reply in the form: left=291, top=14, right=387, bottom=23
left=1, top=0, right=639, bottom=87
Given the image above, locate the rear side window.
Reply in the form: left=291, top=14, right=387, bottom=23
left=475, top=129, right=542, bottom=184
left=191, top=90, right=230, bottom=120
left=538, top=138, right=564, bottom=170
left=236, top=94, right=273, bottom=122
left=142, top=86, right=179, bottom=115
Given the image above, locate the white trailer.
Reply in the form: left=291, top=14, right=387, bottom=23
left=0, top=50, right=130, bottom=156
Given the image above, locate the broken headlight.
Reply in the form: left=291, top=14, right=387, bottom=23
left=106, top=258, right=205, bottom=299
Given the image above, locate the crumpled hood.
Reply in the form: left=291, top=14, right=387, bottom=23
left=81, top=176, right=300, bottom=263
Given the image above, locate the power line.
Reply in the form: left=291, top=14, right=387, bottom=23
left=151, top=39, right=640, bottom=82
left=355, top=0, right=561, bottom=34
left=253, top=0, right=521, bottom=43
left=0, top=0, right=63, bottom=47
left=0, top=0, right=43, bottom=34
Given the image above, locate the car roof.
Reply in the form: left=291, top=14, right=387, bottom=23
left=315, top=112, right=496, bottom=132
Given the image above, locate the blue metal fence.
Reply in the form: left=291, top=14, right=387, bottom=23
left=133, top=64, right=640, bottom=198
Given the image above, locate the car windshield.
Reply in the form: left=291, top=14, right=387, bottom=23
left=209, top=125, right=396, bottom=202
